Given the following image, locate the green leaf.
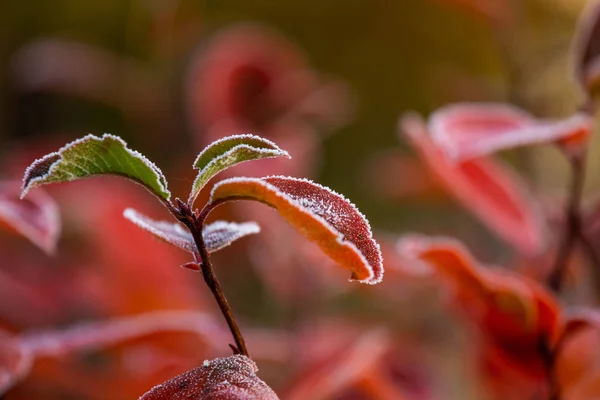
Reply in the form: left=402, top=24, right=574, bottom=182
left=188, top=134, right=290, bottom=205
left=21, top=134, right=170, bottom=201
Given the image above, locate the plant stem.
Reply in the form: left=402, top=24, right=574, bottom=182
left=548, top=152, right=586, bottom=293
left=548, top=152, right=586, bottom=292
left=174, top=198, right=249, bottom=357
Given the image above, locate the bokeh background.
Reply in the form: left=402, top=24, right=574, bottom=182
left=0, top=0, right=596, bottom=399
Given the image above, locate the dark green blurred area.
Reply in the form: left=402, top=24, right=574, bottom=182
left=0, top=0, right=586, bottom=252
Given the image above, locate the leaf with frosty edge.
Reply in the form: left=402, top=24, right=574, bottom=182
left=139, top=354, right=280, bottom=400
left=123, top=208, right=260, bottom=253
left=188, top=134, right=290, bottom=205
left=209, top=176, right=383, bottom=284
left=21, top=134, right=170, bottom=201
left=0, top=181, right=60, bottom=254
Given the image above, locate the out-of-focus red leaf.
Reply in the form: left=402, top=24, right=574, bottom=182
left=139, top=355, right=279, bottom=400
left=210, top=176, right=383, bottom=284
left=397, top=235, right=560, bottom=386
left=399, top=113, right=547, bottom=255
left=0, top=331, right=32, bottom=395
left=283, top=328, right=391, bottom=400
left=21, top=311, right=226, bottom=359
left=187, top=23, right=352, bottom=139
left=429, top=103, right=592, bottom=160
left=553, top=310, right=600, bottom=400
left=0, top=181, right=60, bottom=254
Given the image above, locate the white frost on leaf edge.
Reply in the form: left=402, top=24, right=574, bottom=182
left=203, top=220, right=261, bottom=253
left=123, top=208, right=195, bottom=252
left=123, top=208, right=261, bottom=254
left=189, top=134, right=290, bottom=203
left=209, top=175, right=383, bottom=284
left=21, top=134, right=170, bottom=200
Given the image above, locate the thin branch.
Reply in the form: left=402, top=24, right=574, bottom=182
left=180, top=198, right=249, bottom=357
left=548, top=151, right=587, bottom=292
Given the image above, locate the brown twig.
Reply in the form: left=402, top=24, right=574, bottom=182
left=173, top=198, right=249, bottom=357
left=548, top=151, right=587, bottom=292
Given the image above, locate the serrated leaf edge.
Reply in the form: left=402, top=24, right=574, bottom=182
left=21, top=134, right=170, bottom=201
left=209, top=175, right=383, bottom=284
left=189, top=134, right=290, bottom=203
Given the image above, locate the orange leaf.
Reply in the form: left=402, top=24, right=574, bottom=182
left=397, top=235, right=560, bottom=381
left=210, top=176, right=383, bottom=284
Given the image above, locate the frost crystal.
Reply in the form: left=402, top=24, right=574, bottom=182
left=210, top=175, right=384, bottom=284
left=139, top=355, right=279, bottom=399
left=21, top=134, right=171, bottom=201
left=124, top=208, right=260, bottom=254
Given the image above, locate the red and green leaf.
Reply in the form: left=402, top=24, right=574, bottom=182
left=189, top=134, right=290, bottom=205
left=210, top=176, right=383, bottom=284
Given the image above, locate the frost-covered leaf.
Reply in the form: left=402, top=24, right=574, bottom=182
left=123, top=208, right=260, bottom=253
left=21, top=134, right=170, bottom=201
left=0, top=331, right=32, bottom=395
left=202, top=220, right=261, bottom=253
left=400, top=113, right=547, bottom=255
left=0, top=181, right=60, bottom=254
left=574, top=1, right=600, bottom=100
left=123, top=208, right=195, bottom=252
left=210, top=176, right=383, bottom=284
left=429, top=103, right=592, bottom=161
left=189, top=134, right=289, bottom=205
left=139, top=354, right=279, bottom=400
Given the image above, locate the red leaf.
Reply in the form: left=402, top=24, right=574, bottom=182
left=400, top=113, right=547, bottom=255
left=210, top=176, right=383, bottom=284
left=0, top=331, right=32, bottom=395
left=397, top=235, right=560, bottom=381
left=139, top=355, right=279, bottom=400
left=0, top=180, right=60, bottom=254
left=429, top=103, right=592, bottom=160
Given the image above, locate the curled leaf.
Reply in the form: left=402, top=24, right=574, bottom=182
left=210, top=176, right=383, bottom=284
left=21, top=134, right=170, bottom=201
left=189, top=134, right=290, bottom=205
left=400, top=113, right=547, bottom=255
left=123, top=208, right=260, bottom=253
left=0, top=181, right=60, bottom=254
left=139, top=354, right=279, bottom=400
left=429, top=103, right=592, bottom=160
